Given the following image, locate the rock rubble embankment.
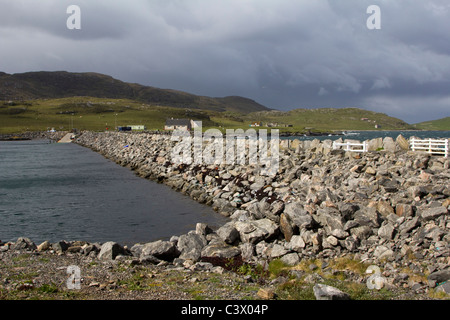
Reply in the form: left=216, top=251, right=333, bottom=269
left=2, top=131, right=448, bottom=299
left=73, top=132, right=449, bottom=287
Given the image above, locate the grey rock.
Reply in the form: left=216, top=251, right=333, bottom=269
left=98, top=241, right=125, bottom=260
left=177, top=232, right=207, bottom=261
left=216, top=222, right=240, bottom=244
left=288, top=235, right=306, bottom=251
left=374, top=245, right=394, bottom=261
left=201, top=240, right=241, bottom=259
left=52, top=241, right=70, bottom=253
left=280, top=253, right=300, bottom=266
left=420, top=206, right=448, bottom=221
left=350, top=225, right=373, bottom=240
left=235, top=219, right=279, bottom=244
left=354, top=207, right=382, bottom=228
left=12, top=237, right=37, bottom=251
left=239, top=242, right=255, bottom=262
left=313, top=284, right=350, bottom=300
left=436, top=281, right=450, bottom=294
left=140, top=240, right=179, bottom=261
left=378, top=223, right=395, bottom=240
left=195, top=223, right=212, bottom=236
left=400, top=217, right=420, bottom=235
left=268, top=243, right=288, bottom=259
left=283, top=202, right=315, bottom=229
left=427, top=269, right=450, bottom=284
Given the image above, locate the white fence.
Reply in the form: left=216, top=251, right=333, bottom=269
left=410, top=138, right=449, bottom=158
left=333, top=141, right=368, bottom=153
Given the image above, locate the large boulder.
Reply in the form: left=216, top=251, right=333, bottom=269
left=283, top=202, right=315, bottom=229
left=313, top=284, right=350, bottom=300
left=98, top=241, right=125, bottom=260
left=216, top=222, right=240, bottom=244
left=136, top=240, right=179, bottom=261
left=234, top=219, right=279, bottom=244
left=177, top=232, right=207, bottom=261
left=12, top=237, right=37, bottom=251
left=201, top=239, right=241, bottom=259
left=396, top=134, right=410, bottom=150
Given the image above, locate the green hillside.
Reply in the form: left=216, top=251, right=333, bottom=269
left=0, top=71, right=269, bottom=114
left=211, top=107, right=414, bottom=132
left=413, top=117, right=450, bottom=130
left=0, top=97, right=415, bottom=134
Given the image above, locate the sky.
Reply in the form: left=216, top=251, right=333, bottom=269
left=0, top=0, right=449, bottom=124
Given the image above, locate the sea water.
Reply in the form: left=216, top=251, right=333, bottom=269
left=0, top=140, right=228, bottom=246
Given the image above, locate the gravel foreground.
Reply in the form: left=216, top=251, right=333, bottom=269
left=0, top=239, right=449, bottom=301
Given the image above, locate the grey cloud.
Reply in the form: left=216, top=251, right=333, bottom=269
left=0, top=0, right=449, bottom=123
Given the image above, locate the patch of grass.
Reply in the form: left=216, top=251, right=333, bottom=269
left=37, top=283, right=59, bottom=294
left=276, top=277, right=397, bottom=300
left=268, top=259, right=291, bottom=278
left=414, top=117, right=450, bottom=131
left=328, top=257, right=370, bottom=275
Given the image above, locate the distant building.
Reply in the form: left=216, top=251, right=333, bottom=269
left=250, top=122, right=261, bottom=127
left=128, top=125, right=146, bottom=131
left=165, top=118, right=192, bottom=131
left=375, top=124, right=381, bottom=129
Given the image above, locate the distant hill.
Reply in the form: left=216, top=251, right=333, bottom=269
left=413, top=117, right=450, bottom=130
left=0, top=71, right=269, bottom=114
left=239, top=107, right=415, bottom=131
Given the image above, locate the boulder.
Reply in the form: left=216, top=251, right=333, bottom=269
left=313, top=284, right=350, bottom=300
left=37, top=240, right=51, bottom=252
left=98, top=241, right=125, bottom=260
left=235, top=219, right=279, bottom=244
left=279, top=213, right=294, bottom=241
left=52, top=241, right=70, bottom=254
left=216, top=222, right=240, bottom=244
left=12, top=237, right=37, bottom=251
left=287, top=235, right=306, bottom=251
left=396, top=135, right=410, bottom=150
left=177, top=232, right=207, bottom=261
left=283, top=202, right=315, bottom=229
left=378, top=223, right=395, bottom=240
left=367, top=138, right=383, bottom=151
left=139, top=240, right=179, bottom=261
left=420, top=206, right=448, bottom=221
left=201, top=240, right=241, bottom=259
left=382, top=137, right=398, bottom=153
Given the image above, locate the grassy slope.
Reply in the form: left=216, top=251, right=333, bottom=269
left=413, top=117, right=450, bottom=131
left=212, top=107, right=414, bottom=132
left=0, top=98, right=415, bottom=134
left=0, top=97, right=214, bottom=134
left=0, top=71, right=269, bottom=114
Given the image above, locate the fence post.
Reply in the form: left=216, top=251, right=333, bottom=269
left=446, top=139, right=449, bottom=158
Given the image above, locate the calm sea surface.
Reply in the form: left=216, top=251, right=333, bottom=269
left=0, top=140, right=228, bottom=246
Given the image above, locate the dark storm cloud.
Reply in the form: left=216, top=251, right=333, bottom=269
left=0, top=0, right=449, bottom=123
